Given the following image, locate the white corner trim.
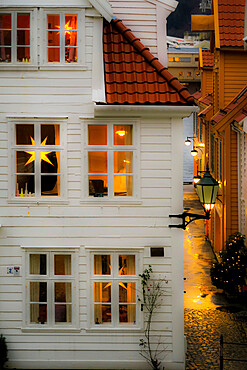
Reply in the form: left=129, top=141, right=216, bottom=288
left=89, top=0, right=113, bottom=22
left=92, top=17, right=106, bottom=103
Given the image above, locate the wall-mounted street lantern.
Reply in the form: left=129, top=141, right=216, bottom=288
left=169, top=164, right=219, bottom=229
left=184, top=136, right=196, bottom=146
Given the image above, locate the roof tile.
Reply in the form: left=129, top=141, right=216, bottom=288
left=218, top=0, right=245, bottom=48
left=201, top=49, right=213, bottom=68
left=211, top=86, right=247, bottom=123
left=103, top=19, right=194, bottom=105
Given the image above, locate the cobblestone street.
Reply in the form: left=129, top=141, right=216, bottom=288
left=183, top=185, right=247, bottom=370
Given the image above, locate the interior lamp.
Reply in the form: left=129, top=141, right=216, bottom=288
left=116, top=130, right=126, bottom=137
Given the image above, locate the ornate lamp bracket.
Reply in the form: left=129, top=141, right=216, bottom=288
left=169, top=211, right=210, bottom=230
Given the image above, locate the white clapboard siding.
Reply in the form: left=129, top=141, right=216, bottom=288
left=109, top=0, right=157, bottom=55
left=0, top=3, right=185, bottom=369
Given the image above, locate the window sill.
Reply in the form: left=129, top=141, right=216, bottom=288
left=80, top=199, right=142, bottom=206
left=39, top=65, right=88, bottom=71
left=0, top=65, right=39, bottom=71
left=86, top=326, right=143, bottom=333
left=22, top=327, right=81, bottom=333
left=8, top=199, right=69, bottom=206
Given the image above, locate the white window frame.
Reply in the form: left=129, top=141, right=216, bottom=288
left=83, top=120, right=140, bottom=201
left=86, top=247, right=143, bottom=331
left=23, top=247, right=79, bottom=331
left=41, top=9, right=85, bottom=67
left=9, top=117, right=67, bottom=202
left=0, top=9, right=37, bottom=66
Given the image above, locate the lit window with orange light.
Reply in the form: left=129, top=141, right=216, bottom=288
left=14, top=123, right=61, bottom=198
left=87, top=124, right=134, bottom=198
left=46, top=13, right=78, bottom=63
left=92, top=253, right=138, bottom=326
left=0, top=12, right=31, bottom=63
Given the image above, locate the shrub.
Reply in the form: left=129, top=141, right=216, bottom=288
left=0, top=334, right=8, bottom=369
left=210, top=233, right=247, bottom=295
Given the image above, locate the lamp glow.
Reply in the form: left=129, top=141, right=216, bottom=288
left=185, top=139, right=191, bottom=146
left=191, top=149, right=198, bottom=156
left=116, top=130, right=126, bottom=137
left=193, top=175, right=201, bottom=184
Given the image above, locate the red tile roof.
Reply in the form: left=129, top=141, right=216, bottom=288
left=103, top=19, right=194, bottom=105
left=212, top=86, right=247, bottom=124
left=218, top=0, right=245, bottom=48
left=201, top=49, right=213, bottom=67
left=193, top=90, right=202, bottom=100
left=199, top=94, right=213, bottom=106
left=198, top=104, right=213, bottom=118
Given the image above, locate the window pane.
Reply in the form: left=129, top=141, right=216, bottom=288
left=41, top=124, right=60, bottom=145
left=94, top=282, right=111, bottom=302
left=17, top=30, right=30, bottom=45
left=114, top=125, right=132, bottom=145
left=30, top=282, right=47, bottom=302
left=41, top=151, right=60, bottom=173
left=119, top=282, right=136, bottom=303
left=0, top=30, right=11, bottom=46
left=17, top=13, right=30, bottom=28
left=0, top=47, right=11, bottom=62
left=94, top=304, right=111, bottom=324
left=114, top=152, right=133, bottom=173
left=55, top=282, right=72, bottom=302
left=65, top=15, right=78, bottom=30
left=65, top=47, right=77, bottom=63
left=17, top=47, right=30, bottom=62
left=88, top=125, right=107, bottom=145
left=15, top=124, right=34, bottom=145
left=30, top=254, right=47, bottom=275
left=47, top=31, right=60, bottom=46
left=47, top=48, right=60, bottom=62
left=94, top=255, right=111, bottom=275
left=114, top=175, right=133, bottom=196
left=41, top=175, right=60, bottom=196
left=16, top=175, right=35, bottom=197
left=119, top=255, right=135, bottom=275
left=30, top=304, right=47, bottom=324
left=54, top=255, right=71, bottom=275
left=55, top=304, right=72, bottom=323
left=47, top=14, right=60, bottom=30
left=89, top=175, right=108, bottom=197
left=15, top=151, right=35, bottom=173
left=88, top=152, right=107, bottom=173
left=119, top=304, right=136, bottom=324
left=0, top=13, right=11, bottom=29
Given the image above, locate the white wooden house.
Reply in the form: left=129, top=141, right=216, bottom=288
left=0, top=0, right=197, bottom=369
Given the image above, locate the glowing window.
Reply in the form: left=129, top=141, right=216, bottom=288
left=0, top=12, right=31, bottom=63
left=27, top=251, right=75, bottom=327
left=14, top=123, right=61, bottom=198
left=92, top=252, right=138, bottom=326
left=87, top=124, right=134, bottom=198
left=46, top=13, right=78, bottom=63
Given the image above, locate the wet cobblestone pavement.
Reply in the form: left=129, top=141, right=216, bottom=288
left=183, top=185, right=247, bottom=370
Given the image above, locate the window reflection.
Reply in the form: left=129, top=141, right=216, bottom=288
left=114, top=125, right=132, bottom=145
left=94, top=255, right=111, bottom=275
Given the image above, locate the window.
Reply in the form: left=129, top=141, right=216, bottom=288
left=0, top=11, right=31, bottom=63
left=25, top=251, right=76, bottom=327
left=86, top=123, right=135, bottom=198
left=90, top=251, right=140, bottom=327
left=13, top=122, right=62, bottom=198
left=45, top=12, right=79, bottom=64
left=179, top=57, right=191, bottom=63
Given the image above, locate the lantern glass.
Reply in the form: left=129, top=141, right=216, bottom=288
left=196, top=168, right=219, bottom=211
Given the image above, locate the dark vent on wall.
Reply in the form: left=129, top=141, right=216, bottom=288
left=150, top=247, right=164, bottom=257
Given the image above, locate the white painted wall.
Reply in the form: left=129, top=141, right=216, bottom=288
left=0, top=1, right=191, bottom=370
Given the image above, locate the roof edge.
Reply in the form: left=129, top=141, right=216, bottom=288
left=111, top=19, right=194, bottom=105
left=90, top=0, right=113, bottom=22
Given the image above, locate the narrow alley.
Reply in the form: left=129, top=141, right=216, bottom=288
left=183, top=185, right=247, bottom=370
